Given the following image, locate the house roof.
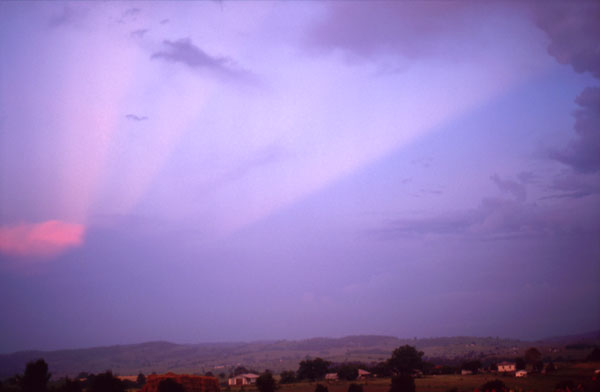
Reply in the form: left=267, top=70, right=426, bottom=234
left=358, top=369, right=371, bottom=375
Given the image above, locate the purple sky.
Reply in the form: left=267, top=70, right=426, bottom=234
left=0, top=1, right=599, bottom=353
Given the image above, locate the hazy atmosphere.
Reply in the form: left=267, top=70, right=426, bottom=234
left=1, top=1, right=599, bottom=354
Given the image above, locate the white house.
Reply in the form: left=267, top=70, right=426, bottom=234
left=357, top=369, right=372, bottom=379
left=325, top=373, right=339, bottom=382
left=228, top=373, right=260, bottom=386
left=498, top=362, right=516, bottom=372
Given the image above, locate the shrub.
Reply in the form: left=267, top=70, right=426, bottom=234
left=480, top=379, right=506, bottom=392
left=315, top=383, right=329, bottom=392
left=348, top=383, right=363, bottom=392
left=390, top=375, right=415, bottom=392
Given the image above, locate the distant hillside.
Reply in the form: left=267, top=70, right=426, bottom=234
left=1, top=333, right=598, bottom=379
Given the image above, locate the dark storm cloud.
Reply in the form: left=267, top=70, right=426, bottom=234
left=532, top=1, right=600, bottom=79
left=550, top=87, right=600, bottom=173
left=305, top=2, right=495, bottom=60
left=125, top=114, right=148, bottom=122
left=151, top=39, right=246, bottom=78
left=531, top=3, right=600, bottom=173
left=490, top=173, right=527, bottom=202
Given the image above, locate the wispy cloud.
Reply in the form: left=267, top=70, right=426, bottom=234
left=0, top=221, right=85, bottom=258
left=125, top=114, right=148, bottom=122
left=491, top=173, right=527, bottom=202
left=130, top=29, right=149, bottom=39
left=151, top=38, right=247, bottom=79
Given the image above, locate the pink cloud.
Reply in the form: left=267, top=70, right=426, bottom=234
left=0, top=220, right=85, bottom=258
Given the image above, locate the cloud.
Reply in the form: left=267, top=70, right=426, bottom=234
left=130, top=29, right=149, bottom=39
left=151, top=38, right=245, bottom=78
left=0, top=220, right=85, bottom=258
left=305, top=2, right=504, bottom=61
left=490, top=173, right=527, bottom=202
left=542, top=171, right=600, bottom=200
left=531, top=2, right=600, bottom=79
left=376, top=195, right=600, bottom=241
left=125, top=114, right=148, bottom=122
left=48, top=6, right=77, bottom=28
left=549, top=87, right=600, bottom=173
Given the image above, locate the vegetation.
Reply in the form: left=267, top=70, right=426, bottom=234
left=347, top=383, right=363, bottom=392
left=87, top=371, right=126, bottom=392
left=314, top=384, right=328, bottom=392
left=256, top=372, right=278, bottom=392
left=388, top=346, right=423, bottom=375
left=19, top=359, right=51, bottom=392
left=297, top=359, right=331, bottom=381
left=279, top=371, right=297, bottom=384
left=157, top=378, right=185, bottom=392
left=389, top=375, right=415, bottom=392
left=480, top=379, right=506, bottom=392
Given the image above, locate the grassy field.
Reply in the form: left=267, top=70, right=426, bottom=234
left=219, top=362, right=600, bottom=392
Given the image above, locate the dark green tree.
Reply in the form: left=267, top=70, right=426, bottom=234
left=337, top=364, right=358, bottom=381
left=348, top=383, right=363, bottom=392
left=20, top=359, right=51, bottom=392
left=388, top=346, right=424, bottom=375
left=371, top=361, right=392, bottom=377
left=460, top=360, right=481, bottom=373
left=137, top=373, right=146, bottom=386
left=55, top=378, right=83, bottom=392
left=158, top=378, right=185, bottom=392
left=389, top=375, right=415, bottom=392
left=256, top=372, right=277, bottom=392
left=587, top=347, right=600, bottom=361
left=234, top=367, right=249, bottom=376
left=314, top=384, right=328, bottom=392
left=279, top=371, right=296, bottom=384
left=297, top=358, right=331, bottom=381
left=515, top=357, right=526, bottom=371
left=480, top=379, right=506, bottom=392
left=87, top=371, right=126, bottom=392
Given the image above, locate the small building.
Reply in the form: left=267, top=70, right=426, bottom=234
left=357, top=369, right=372, bottom=380
left=325, top=373, right=339, bottom=382
left=515, top=370, right=527, bottom=378
left=461, top=370, right=473, bottom=376
left=228, top=374, right=259, bottom=386
left=498, top=362, right=516, bottom=372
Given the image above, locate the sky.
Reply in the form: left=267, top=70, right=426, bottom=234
left=0, top=1, right=599, bottom=354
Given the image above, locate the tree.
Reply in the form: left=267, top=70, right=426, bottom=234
left=279, top=371, right=296, bottom=384
left=389, top=375, right=415, bottom=392
left=515, top=357, right=526, bottom=371
left=337, top=364, right=359, bottom=381
left=158, top=378, right=185, bottom=392
left=297, top=358, right=331, bottom=381
left=234, top=367, right=249, bottom=376
left=587, top=347, right=600, bottom=361
left=137, top=373, right=147, bottom=386
left=55, top=378, right=83, bottom=392
left=388, top=346, right=424, bottom=375
left=314, top=384, right=328, bottom=392
left=87, top=371, right=126, bottom=392
left=480, top=379, right=506, bottom=392
left=460, top=360, right=481, bottom=374
left=20, top=359, right=51, bottom=392
left=348, top=384, right=363, bottom=392
left=524, top=347, right=543, bottom=371
left=205, top=372, right=215, bottom=377
left=371, top=361, right=392, bottom=377
left=256, top=372, right=277, bottom=392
